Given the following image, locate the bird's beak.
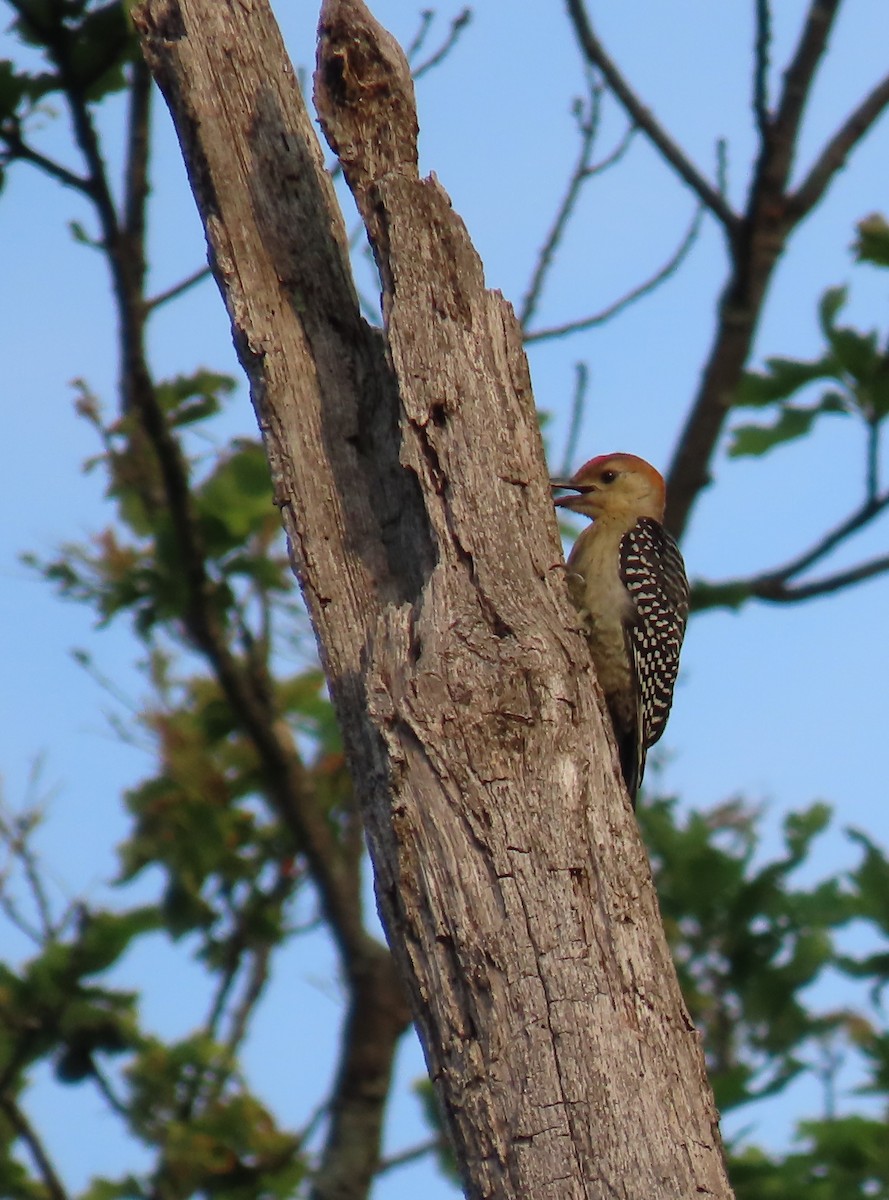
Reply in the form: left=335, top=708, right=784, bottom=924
left=550, top=478, right=590, bottom=509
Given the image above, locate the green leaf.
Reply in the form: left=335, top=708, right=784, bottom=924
left=0, top=60, right=28, bottom=117
left=728, top=405, right=831, bottom=458
left=829, top=326, right=879, bottom=384
left=869, top=364, right=889, bottom=421
left=196, top=441, right=275, bottom=554
left=76, top=907, right=162, bottom=975
left=155, top=369, right=235, bottom=427
left=81, top=1177, right=145, bottom=1200
left=735, top=355, right=838, bottom=407
left=819, top=285, right=848, bottom=336
left=854, top=213, right=889, bottom=268
left=67, top=2, right=135, bottom=102
left=10, top=1, right=56, bottom=49
left=847, top=830, right=889, bottom=933
left=783, top=802, right=832, bottom=861
left=69, top=219, right=101, bottom=248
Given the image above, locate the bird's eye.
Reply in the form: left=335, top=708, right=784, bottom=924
left=600, top=470, right=617, bottom=484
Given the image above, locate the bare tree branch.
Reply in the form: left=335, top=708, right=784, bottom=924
left=715, top=137, right=729, bottom=198
left=558, top=361, right=590, bottom=478
left=753, top=0, right=772, bottom=141
left=763, top=488, right=889, bottom=582
left=695, top=553, right=889, bottom=608
left=412, top=7, right=472, bottom=80
left=146, top=263, right=213, bottom=310
left=89, top=1061, right=131, bottom=1121
left=866, top=421, right=881, bottom=502
left=0, top=120, right=91, bottom=193
left=519, top=74, right=636, bottom=330
left=0, top=774, right=58, bottom=942
left=518, top=81, right=603, bottom=329
left=404, top=7, right=434, bottom=61
left=224, top=945, right=271, bottom=1061
left=564, top=0, right=738, bottom=230
left=664, top=0, right=847, bottom=537
left=375, top=1136, right=444, bottom=1176
left=0, top=1096, right=70, bottom=1200
left=789, top=73, right=889, bottom=220
left=769, top=0, right=841, bottom=172
left=123, top=57, right=152, bottom=250
left=692, top=485, right=889, bottom=610
left=524, top=202, right=703, bottom=344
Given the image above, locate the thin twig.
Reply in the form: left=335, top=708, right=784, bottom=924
left=123, top=57, right=152, bottom=250
left=564, top=0, right=737, bottom=230
left=0, top=802, right=43, bottom=944
left=866, top=422, right=881, bottom=503
left=204, top=947, right=242, bottom=1046
left=755, top=0, right=842, bottom=201
left=375, top=1136, right=443, bottom=1177
left=71, top=650, right=140, bottom=716
left=0, top=1096, right=70, bottom=1200
left=751, top=553, right=889, bottom=604
left=789, top=73, right=889, bottom=221
left=404, top=8, right=434, bottom=61
left=146, top=264, right=212, bottom=311
left=519, top=76, right=636, bottom=330
left=0, top=122, right=91, bottom=193
left=89, top=1061, right=130, bottom=1121
left=715, top=137, right=729, bottom=199
left=767, top=488, right=889, bottom=582
left=753, top=0, right=772, bottom=141
left=412, top=8, right=472, bottom=80
left=17, top=827, right=54, bottom=942
left=519, top=79, right=604, bottom=329
left=15, top=769, right=57, bottom=941
left=0, top=890, right=42, bottom=943
left=225, top=944, right=271, bottom=1060
left=524, top=203, right=704, bottom=344
left=692, top=487, right=889, bottom=609
left=53, top=45, right=120, bottom=249
left=592, top=121, right=636, bottom=176
left=558, top=362, right=590, bottom=477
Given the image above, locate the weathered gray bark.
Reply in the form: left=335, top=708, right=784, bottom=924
left=134, top=1, right=734, bottom=1197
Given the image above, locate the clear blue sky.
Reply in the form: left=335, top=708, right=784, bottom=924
left=2, top=2, right=889, bottom=1195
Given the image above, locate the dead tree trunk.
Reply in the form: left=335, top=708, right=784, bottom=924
left=134, top=1, right=734, bottom=1196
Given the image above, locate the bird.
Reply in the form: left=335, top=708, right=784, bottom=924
left=551, top=453, right=689, bottom=803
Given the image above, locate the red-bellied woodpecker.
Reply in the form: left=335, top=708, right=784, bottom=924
left=551, top=453, right=689, bottom=803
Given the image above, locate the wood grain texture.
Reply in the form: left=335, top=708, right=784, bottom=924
left=134, top=1, right=734, bottom=1195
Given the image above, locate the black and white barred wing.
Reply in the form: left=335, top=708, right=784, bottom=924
left=619, top=517, right=689, bottom=749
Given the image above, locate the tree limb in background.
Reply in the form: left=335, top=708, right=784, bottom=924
left=4, top=5, right=410, bottom=1197
left=693, top=486, right=889, bottom=610
left=564, top=0, right=738, bottom=230
left=411, top=7, right=472, bottom=80
left=789, top=72, right=889, bottom=221
left=146, top=263, right=212, bottom=310
left=557, top=360, right=591, bottom=478
left=753, top=0, right=772, bottom=143
left=518, top=71, right=635, bottom=331
left=524, top=201, right=703, bottom=344
left=565, top=0, right=889, bottom=540
left=0, top=1097, right=69, bottom=1200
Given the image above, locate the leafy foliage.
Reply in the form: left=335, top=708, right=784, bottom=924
left=729, top=217, right=889, bottom=458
